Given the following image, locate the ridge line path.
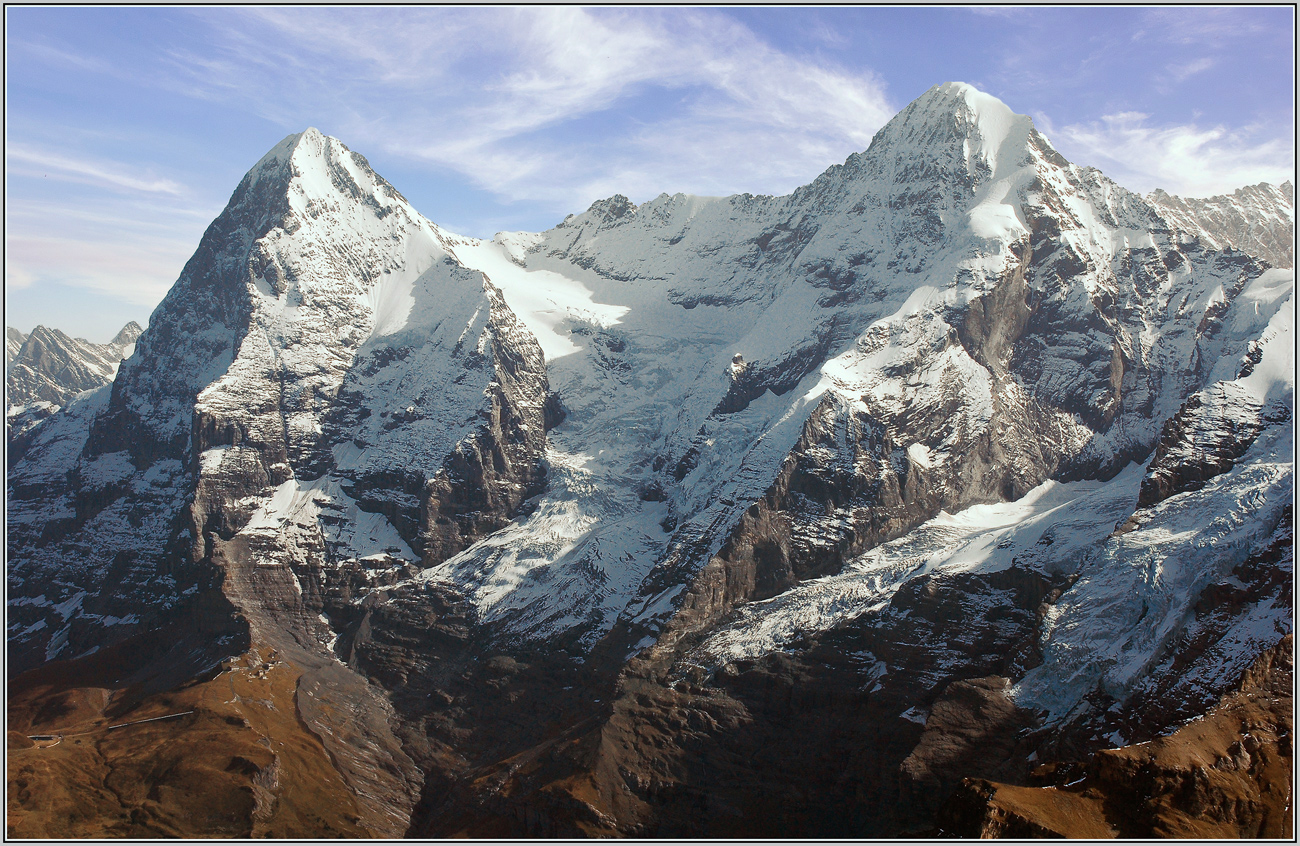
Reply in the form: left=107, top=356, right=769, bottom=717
left=26, top=710, right=195, bottom=744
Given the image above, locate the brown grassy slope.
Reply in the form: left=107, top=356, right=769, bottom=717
left=939, top=634, right=1294, bottom=838
left=7, top=641, right=374, bottom=838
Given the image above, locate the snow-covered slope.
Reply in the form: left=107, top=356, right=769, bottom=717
left=386, top=82, right=1290, bottom=669
left=5, top=321, right=141, bottom=410
left=1017, top=266, right=1293, bottom=736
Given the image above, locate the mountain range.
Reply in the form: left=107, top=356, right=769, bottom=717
left=6, top=322, right=142, bottom=409
left=6, top=81, right=1293, bottom=838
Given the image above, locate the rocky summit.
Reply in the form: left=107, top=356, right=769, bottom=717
left=6, top=82, right=1293, bottom=838
left=5, top=321, right=141, bottom=410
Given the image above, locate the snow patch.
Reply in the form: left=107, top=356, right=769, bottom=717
left=450, top=237, right=630, bottom=361
left=1012, top=425, right=1293, bottom=720
left=242, top=475, right=415, bottom=561
left=693, top=464, right=1148, bottom=668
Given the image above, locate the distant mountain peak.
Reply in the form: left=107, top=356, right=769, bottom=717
left=5, top=322, right=132, bottom=410
left=110, top=321, right=144, bottom=347
left=25, top=324, right=67, bottom=343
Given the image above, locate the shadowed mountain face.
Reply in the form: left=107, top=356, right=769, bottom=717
left=939, top=635, right=1294, bottom=839
left=6, top=83, right=1293, bottom=838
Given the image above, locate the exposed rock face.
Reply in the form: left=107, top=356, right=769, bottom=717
left=1138, top=301, right=1292, bottom=509
left=6, top=327, right=28, bottom=369
left=940, top=635, right=1294, bottom=839
left=7, top=83, right=1293, bottom=838
left=413, top=282, right=553, bottom=565
left=1149, top=181, right=1294, bottom=269
left=899, top=676, right=1037, bottom=824
left=5, top=321, right=141, bottom=410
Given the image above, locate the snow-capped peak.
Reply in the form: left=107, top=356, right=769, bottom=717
left=245, top=128, right=313, bottom=186
left=110, top=320, right=144, bottom=348
left=240, top=127, right=406, bottom=212
left=250, top=126, right=326, bottom=171
left=867, top=81, right=1035, bottom=183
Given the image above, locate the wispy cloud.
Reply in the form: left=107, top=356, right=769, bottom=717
left=967, top=7, right=1026, bottom=19
left=164, top=8, right=896, bottom=212
left=7, top=6, right=1293, bottom=341
left=5, top=145, right=195, bottom=311
left=6, top=191, right=214, bottom=312
left=803, top=17, right=850, bottom=49
left=8, top=146, right=186, bottom=195
left=1041, top=111, right=1294, bottom=197
left=1137, top=7, right=1272, bottom=46
left=1164, top=56, right=1216, bottom=83
left=1149, top=55, right=1220, bottom=95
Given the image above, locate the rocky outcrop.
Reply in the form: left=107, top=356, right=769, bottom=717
left=1139, top=379, right=1287, bottom=508
left=1141, top=387, right=1256, bottom=507
left=417, top=282, right=553, bottom=565
left=5, top=400, right=58, bottom=464
left=940, top=635, right=1294, bottom=838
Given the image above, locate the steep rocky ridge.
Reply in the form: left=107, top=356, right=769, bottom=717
left=5, top=321, right=141, bottom=410
left=6, top=327, right=28, bottom=369
left=7, top=83, right=1294, bottom=837
left=1149, top=180, right=1294, bottom=269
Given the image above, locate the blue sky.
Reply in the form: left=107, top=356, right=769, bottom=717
left=6, top=6, right=1295, bottom=341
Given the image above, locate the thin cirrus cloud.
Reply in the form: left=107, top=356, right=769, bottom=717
left=9, top=146, right=186, bottom=196
left=5, top=144, right=207, bottom=337
left=1042, top=112, right=1294, bottom=198
left=6, top=142, right=205, bottom=310
left=5, top=6, right=1293, bottom=340
left=6, top=191, right=213, bottom=308
left=1136, top=6, right=1271, bottom=45
left=1164, top=56, right=1216, bottom=83
left=174, top=7, right=896, bottom=212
